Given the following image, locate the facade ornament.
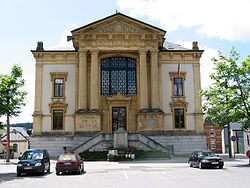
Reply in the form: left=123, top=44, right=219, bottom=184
left=36, top=41, right=44, bottom=51
left=192, top=41, right=199, bottom=50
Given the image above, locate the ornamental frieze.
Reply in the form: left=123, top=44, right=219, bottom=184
left=83, top=21, right=155, bottom=34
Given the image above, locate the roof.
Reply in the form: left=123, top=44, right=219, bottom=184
left=71, top=12, right=166, bottom=34
left=1, top=127, right=30, bottom=141
left=160, top=41, right=204, bottom=52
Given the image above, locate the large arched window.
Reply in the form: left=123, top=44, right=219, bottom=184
left=101, top=57, right=137, bottom=95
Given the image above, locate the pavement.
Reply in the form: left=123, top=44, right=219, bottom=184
left=0, top=153, right=248, bottom=166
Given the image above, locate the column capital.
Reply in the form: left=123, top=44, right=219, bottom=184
left=149, top=48, right=159, bottom=53
left=138, top=49, right=148, bottom=54
left=89, top=49, right=100, bottom=54
left=78, top=49, right=88, bottom=54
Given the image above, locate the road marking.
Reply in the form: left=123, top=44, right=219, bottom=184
left=78, top=174, right=87, bottom=182
left=123, top=171, right=128, bottom=180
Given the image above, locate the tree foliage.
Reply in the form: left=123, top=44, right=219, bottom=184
left=0, top=65, right=27, bottom=118
left=200, top=48, right=250, bottom=130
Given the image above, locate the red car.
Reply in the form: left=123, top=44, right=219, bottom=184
left=56, top=154, right=84, bottom=175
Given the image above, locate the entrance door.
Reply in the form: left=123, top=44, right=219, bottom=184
left=112, top=107, right=126, bottom=131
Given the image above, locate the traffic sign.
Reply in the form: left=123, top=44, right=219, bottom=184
left=1, top=139, right=8, bottom=147
left=231, top=136, right=237, bottom=142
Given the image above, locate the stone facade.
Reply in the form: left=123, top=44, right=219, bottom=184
left=31, top=13, right=206, bottom=157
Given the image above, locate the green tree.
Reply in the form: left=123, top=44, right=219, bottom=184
left=0, top=65, right=27, bottom=162
left=200, top=48, right=250, bottom=157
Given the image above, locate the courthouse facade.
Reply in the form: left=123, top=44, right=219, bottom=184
left=31, top=13, right=206, bottom=157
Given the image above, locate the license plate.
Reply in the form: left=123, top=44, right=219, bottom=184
left=24, top=167, right=32, bottom=170
left=65, top=163, right=71, bottom=165
left=212, top=162, right=219, bottom=164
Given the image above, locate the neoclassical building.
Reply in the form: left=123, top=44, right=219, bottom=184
left=31, top=13, right=206, bottom=157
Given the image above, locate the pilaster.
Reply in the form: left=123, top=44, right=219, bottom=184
left=193, top=63, right=204, bottom=132
left=78, top=50, right=88, bottom=111
left=90, top=49, right=99, bottom=110
left=150, top=49, right=160, bottom=109
left=139, top=49, right=148, bottom=110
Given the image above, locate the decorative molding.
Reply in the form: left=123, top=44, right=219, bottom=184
left=49, top=100, right=68, bottom=113
left=170, top=100, right=189, bottom=112
left=85, top=21, right=153, bottom=34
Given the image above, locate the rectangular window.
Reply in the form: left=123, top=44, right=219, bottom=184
left=54, top=78, right=64, bottom=97
left=174, top=78, right=183, bottom=96
left=53, top=110, right=63, bottom=130
left=211, top=141, right=216, bottom=150
left=174, top=109, right=185, bottom=128
left=210, top=129, right=215, bottom=137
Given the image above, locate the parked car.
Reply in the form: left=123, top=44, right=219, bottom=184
left=55, top=154, right=84, bottom=175
left=17, top=149, right=50, bottom=176
left=188, top=151, right=224, bottom=169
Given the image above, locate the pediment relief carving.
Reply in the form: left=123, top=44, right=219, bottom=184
left=170, top=100, right=188, bottom=112
left=82, top=21, right=156, bottom=34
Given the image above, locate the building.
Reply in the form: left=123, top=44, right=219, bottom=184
left=222, top=123, right=248, bottom=154
left=204, top=119, right=223, bottom=153
left=31, top=13, right=206, bottom=157
left=0, top=127, right=30, bottom=159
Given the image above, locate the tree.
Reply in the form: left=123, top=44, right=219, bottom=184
left=0, top=65, right=27, bottom=162
left=200, top=48, right=250, bottom=157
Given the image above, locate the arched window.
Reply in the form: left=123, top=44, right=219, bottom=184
left=101, top=57, right=137, bottom=95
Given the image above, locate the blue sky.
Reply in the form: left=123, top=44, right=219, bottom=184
left=0, top=0, right=250, bottom=124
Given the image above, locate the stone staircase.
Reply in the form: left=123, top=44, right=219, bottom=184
left=72, top=132, right=173, bottom=156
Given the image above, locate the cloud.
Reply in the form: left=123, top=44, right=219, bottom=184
left=49, top=24, right=79, bottom=50
left=117, top=0, right=250, bottom=41
left=175, top=41, right=219, bottom=90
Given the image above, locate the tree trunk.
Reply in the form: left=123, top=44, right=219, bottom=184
left=227, top=122, right=232, bottom=158
left=6, top=114, right=10, bottom=162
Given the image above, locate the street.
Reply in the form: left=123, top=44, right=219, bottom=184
left=0, top=156, right=249, bottom=188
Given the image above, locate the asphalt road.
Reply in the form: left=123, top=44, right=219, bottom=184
left=0, top=157, right=249, bottom=188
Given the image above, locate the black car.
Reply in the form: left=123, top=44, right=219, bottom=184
left=17, top=149, right=50, bottom=176
left=188, top=151, right=224, bottom=169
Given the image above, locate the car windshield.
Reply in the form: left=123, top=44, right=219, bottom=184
left=21, top=151, right=43, bottom=160
left=59, top=155, right=76, bottom=161
left=199, top=152, right=217, bottom=157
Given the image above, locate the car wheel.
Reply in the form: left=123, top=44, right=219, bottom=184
left=219, top=165, right=223, bottom=169
left=17, top=171, right=21, bottom=177
left=189, top=162, right=193, bottom=167
left=199, top=162, right=204, bottom=169
left=47, top=164, right=50, bottom=173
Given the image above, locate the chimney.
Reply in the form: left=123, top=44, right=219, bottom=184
left=192, top=41, right=199, bottom=50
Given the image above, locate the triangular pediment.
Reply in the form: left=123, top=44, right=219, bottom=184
left=72, top=13, right=166, bottom=35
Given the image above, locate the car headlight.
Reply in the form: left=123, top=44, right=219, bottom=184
left=35, top=163, right=42, bottom=166
left=17, top=164, right=22, bottom=167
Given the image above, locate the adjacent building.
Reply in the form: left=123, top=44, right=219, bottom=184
left=31, top=13, right=206, bottom=157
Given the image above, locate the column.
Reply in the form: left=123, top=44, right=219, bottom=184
left=139, top=49, right=148, bottom=110
left=33, top=62, right=43, bottom=134
left=193, top=62, right=204, bottom=132
left=150, top=49, right=160, bottom=109
left=78, top=50, right=87, bottom=110
left=90, top=50, right=99, bottom=110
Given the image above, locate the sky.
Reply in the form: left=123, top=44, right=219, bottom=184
left=0, top=0, right=250, bottom=124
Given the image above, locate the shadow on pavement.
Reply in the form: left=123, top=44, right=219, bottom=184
left=231, top=164, right=250, bottom=168
left=0, top=172, right=52, bottom=184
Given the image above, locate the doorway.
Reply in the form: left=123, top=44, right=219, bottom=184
left=112, top=107, right=126, bottom=131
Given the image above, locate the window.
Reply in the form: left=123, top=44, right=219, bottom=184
left=101, top=57, right=137, bottom=95
left=169, top=72, right=186, bottom=98
left=174, top=108, right=185, bottom=128
left=211, top=141, right=216, bottom=150
left=53, top=110, right=63, bottom=130
left=50, top=72, right=68, bottom=99
left=174, top=78, right=183, bottom=96
left=210, top=129, right=215, bottom=137
left=54, top=78, right=63, bottom=97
